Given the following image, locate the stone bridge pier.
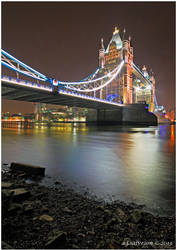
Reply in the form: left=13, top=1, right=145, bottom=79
left=86, top=104, right=157, bottom=126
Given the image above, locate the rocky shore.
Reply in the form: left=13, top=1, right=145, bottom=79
left=2, top=165, right=175, bottom=249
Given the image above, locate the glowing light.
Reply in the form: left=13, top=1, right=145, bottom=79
left=135, top=86, right=141, bottom=91
left=113, top=27, right=119, bottom=35
left=142, top=65, right=146, bottom=71
left=146, top=85, right=151, bottom=90
left=170, top=125, right=175, bottom=144
left=53, top=79, right=58, bottom=86
left=1, top=75, right=52, bottom=92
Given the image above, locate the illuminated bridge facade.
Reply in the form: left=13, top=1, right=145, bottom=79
left=97, top=27, right=155, bottom=111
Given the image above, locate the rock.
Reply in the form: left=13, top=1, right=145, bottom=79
left=96, top=205, right=104, bottom=210
left=128, top=222, right=137, bottom=230
left=108, top=239, right=119, bottom=249
left=96, top=240, right=105, bottom=249
left=115, top=207, right=128, bottom=222
left=24, top=203, right=33, bottom=213
left=40, top=206, right=49, bottom=213
left=2, top=189, right=14, bottom=215
left=2, top=182, right=13, bottom=189
left=130, top=209, right=143, bottom=223
left=77, top=233, right=85, bottom=238
left=18, top=172, right=27, bottom=178
left=88, top=231, right=95, bottom=235
left=2, top=189, right=14, bottom=198
left=72, top=244, right=80, bottom=248
left=116, top=207, right=125, bottom=217
left=40, top=214, right=54, bottom=222
left=109, top=243, right=115, bottom=249
left=62, top=207, right=73, bottom=214
left=104, top=209, right=112, bottom=216
left=104, top=218, right=117, bottom=229
left=11, top=162, right=45, bottom=176
left=2, top=241, right=14, bottom=249
left=10, top=188, right=30, bottom=202
left=8, top=203, right=23, bottom=213
left=45, top=231, right=67, bottom=248
left=82, top=215, right=87, bottom=221
left=55, top=181, right=61, bottom=185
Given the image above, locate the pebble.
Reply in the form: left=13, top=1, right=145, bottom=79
left=39, top=214, right=54, bottom=222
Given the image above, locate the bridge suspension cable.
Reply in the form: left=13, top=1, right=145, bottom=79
left=59, top=62, right=122, bottom=85
left=79, top=67, right=101, bottom=82
left=1, top=49, right=48, bottom=81
left=64, top=60, right=124, bottom=92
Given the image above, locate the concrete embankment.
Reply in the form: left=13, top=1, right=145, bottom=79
left=2, top=164, right=175, bottom=249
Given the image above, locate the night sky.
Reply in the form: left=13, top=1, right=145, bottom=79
left=2, top=2, right=175, bottom=114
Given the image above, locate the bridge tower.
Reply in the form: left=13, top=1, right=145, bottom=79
left=149, top=73, right=155, bottom=112
left=97, top=27, right=123, bottom=103
left=122, top=37, right=133, bottom=104
left=98, top=27, right=134, bottom=104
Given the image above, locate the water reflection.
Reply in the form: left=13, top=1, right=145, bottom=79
left=2, top=124, right=175, bottom=215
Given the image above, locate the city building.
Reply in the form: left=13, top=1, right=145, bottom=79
left=34, top=103, right=87, bottom=122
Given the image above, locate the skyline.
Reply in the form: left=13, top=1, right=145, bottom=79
left=2, top=2, right=175, bottom=113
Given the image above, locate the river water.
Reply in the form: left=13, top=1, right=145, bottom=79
left=2, top=124, right=175, bottom=216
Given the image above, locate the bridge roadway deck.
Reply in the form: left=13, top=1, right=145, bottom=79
left=2, top=78, right=123, bottom=110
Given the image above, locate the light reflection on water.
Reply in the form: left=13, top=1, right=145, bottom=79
left=2, top=124, right=175, bottom=216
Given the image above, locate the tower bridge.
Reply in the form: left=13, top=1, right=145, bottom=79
left=1, top=27, right=157, bottom=125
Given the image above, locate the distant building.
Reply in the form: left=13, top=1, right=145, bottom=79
left=33, top=103, right=86, bottom=122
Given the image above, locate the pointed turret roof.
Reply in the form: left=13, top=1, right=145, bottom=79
left=106, top=27, right=122, bottom=53
left=101, top=38, right=105, bottom=51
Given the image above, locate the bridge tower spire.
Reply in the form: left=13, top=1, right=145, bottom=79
left=122, top=36, right=133, bottom=104
left=99, top=38, right=105, bottom=68
left=122, top=28, right=126, bottom=41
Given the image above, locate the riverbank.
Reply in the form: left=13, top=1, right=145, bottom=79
left=2, top=166, right=175, bottom=249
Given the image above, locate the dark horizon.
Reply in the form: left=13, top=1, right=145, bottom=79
left=2, top=2, right=175, bottom=113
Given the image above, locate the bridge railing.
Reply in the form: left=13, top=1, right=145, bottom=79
left=1, top=74, right=52, bottom=91
left=58, top=88, right=123, bottom=106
